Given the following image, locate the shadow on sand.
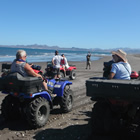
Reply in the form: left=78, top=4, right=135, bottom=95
left=0, top=109, right=140, bottom=140
left=33, top=109, right=140, bottom=140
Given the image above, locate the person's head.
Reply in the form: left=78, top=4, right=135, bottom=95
left=16, top=50, right=27, bottom=61
left=111, top=49, right=127, bottom=63
left=61, top=54, right=65, bottom=57
left=55, top=50, right=58, bottom=55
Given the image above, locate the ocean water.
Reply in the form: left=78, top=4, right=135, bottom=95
left=0, top=47, right=110, bottom=63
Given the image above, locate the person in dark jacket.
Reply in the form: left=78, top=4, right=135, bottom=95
left=86, top=51, right=91, bottom=69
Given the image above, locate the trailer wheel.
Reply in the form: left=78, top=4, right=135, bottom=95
left=25, top=97, right=50, bottom=128
left=60, top=87, right=73, bottom=113
left=1, top=95, right=20, bottom=120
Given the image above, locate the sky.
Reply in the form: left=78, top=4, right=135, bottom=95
left=0, top=0, right=140, bottom=49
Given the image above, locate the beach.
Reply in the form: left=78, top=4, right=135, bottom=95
left=0, top=54, right=140, bottom=140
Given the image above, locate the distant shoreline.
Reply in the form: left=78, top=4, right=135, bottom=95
left=0, top=54, right=140, bottom=63
left=0, top=54, right=140, bottom=75
left=0, top=45, right=140, bottom=54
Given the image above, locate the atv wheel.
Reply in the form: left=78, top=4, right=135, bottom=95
left=1, top=95, right=21, bottom=120
left=92, top=102, right=113, bottom=134
left=60, top=71, right=64, bottom=78
left=25, top=97, right=50, bottom=128
left=60, top=86, right=74, bottom=113
left=69, top=70, right=76, bottom=80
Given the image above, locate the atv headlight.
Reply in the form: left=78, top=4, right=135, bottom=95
left=48, top=81, right=54, bottom=86
left=54, top=84, right=61, bottom=88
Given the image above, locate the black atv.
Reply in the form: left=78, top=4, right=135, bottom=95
left=44, top=61, right=76, bottom=80
left=86, top=61, right=140, bottom=135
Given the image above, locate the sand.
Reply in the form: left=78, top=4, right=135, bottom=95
left=0, top=54, right=140, bottom=140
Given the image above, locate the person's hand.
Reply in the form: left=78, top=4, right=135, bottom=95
left=37, top=74, right=43, bottom=79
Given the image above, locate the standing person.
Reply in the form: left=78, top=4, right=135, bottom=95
left=52, top=50, right=62, bottom=78
left=108, top=49, right=131, bottom=80
left=86, top=51, right=91, bottom=69
left=61, top=54, right=69, bottom=76
left=10, top=50, right=49, bottom=91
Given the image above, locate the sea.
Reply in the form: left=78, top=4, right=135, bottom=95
left=0, top=47, right=110, bottom=63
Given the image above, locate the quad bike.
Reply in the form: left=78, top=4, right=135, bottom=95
left=0, top=63, right=74, bottom=129
left=1, top=63, right=43, bottom=76
left=86, top=61, right=140, bottom=135
left=31, top=64, right=43, bottom=75
left=44, top=61, right=77, bottom=80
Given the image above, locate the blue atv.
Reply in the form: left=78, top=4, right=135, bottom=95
left=0, top=72, right=74, bottom=129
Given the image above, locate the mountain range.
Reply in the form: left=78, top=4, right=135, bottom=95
left=0, top=44, right=140, bottom=54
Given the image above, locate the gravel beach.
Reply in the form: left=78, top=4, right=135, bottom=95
left=0, top=54, right=140, bottom=140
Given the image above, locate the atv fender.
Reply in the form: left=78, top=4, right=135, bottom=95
left=53, top=81, right=72, bottom=96
left=31, top=91, right=51, bottom=101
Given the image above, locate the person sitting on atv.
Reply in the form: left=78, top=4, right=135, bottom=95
left=52, top=50, right=62, bottom=79
left=108, top=50, right=136, bottom=120
left=61, top=54, right=69, bottom=76
left=108, top=49, right=132, bottom=80
left=10, top=50, right=49, bottom=91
